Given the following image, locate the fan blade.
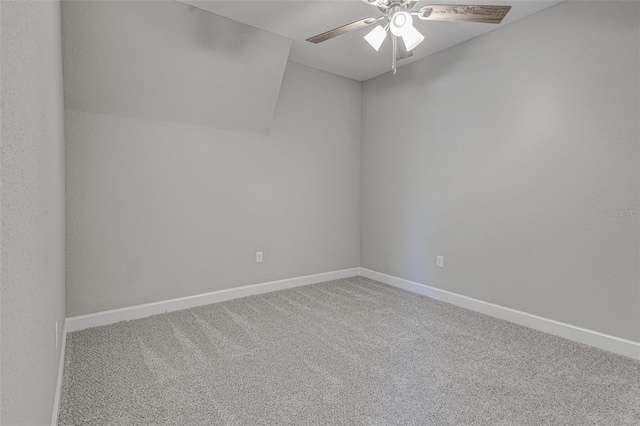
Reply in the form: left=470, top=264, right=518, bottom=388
left=361, top=0, right=390, bottom=8
left=395, top=37, right=413, bottom=61
left=418, top=5, right=511, bottom=24
left=307, top=17, right=380, bottom=44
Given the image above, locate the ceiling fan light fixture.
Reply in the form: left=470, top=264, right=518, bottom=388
left=306, top=3, right=512, bottom=74
left=390, top=10, right=413, bottom=37
left=364, top=25, right=387, bottom=51
left=401, top=26, right=424, bottom=51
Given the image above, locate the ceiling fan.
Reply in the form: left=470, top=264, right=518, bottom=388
left=307, top=1, right=511, bottom=73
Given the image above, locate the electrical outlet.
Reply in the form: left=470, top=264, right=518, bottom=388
left=256, top=251, right=263, bottom=263
left=55, top=321, right=59, bottom=348
left=437, top=256, right=444, bottom=268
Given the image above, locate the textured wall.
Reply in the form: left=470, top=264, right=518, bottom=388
left=362, top=1, right=640, bottom=341
left=1, top=0, right=67, bottom=424
left=62, top=0, right=291, bottom=135
left=66, top=61, right=361, bottom=316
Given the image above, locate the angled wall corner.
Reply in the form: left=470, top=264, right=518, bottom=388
left=62, top=0, right=291, bottom=135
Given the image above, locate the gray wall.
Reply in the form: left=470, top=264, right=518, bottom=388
left=65, top=59, right=361, bottom=316
left=362, top=1, right=639, bottom=342
left=63, top=1, right=359, bottom=317
left=1, top=0, right=67, bottom=424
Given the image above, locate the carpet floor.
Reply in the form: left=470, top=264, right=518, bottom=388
left=59, top=276, right=640, bottom=425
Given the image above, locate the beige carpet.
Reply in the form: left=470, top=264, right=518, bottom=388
left=59, top=276, right=640, bottom=425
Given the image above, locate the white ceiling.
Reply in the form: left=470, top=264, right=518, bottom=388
left=179, top=0, right=563, bottom=81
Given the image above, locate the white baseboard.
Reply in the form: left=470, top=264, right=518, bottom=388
left=359, top=268, right=640, bottom=360
left=63, top=266, right=640, bottom=360
left=65, top=268, right=360, bottom=333
left=51, top=321, right=67, bottom=426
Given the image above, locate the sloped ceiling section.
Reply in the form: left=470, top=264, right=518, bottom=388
left=61, top=1, right=291, bottom=134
